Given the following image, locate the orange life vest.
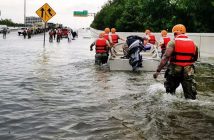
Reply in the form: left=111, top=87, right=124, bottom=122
left=161, top=37, right=171, bottom=50
left=149, top=34, right=156, bottom=44
left=111, top=34, right=119, bottom=44
left=170, top=35, right=196, bottom=67
left=96, top=38, right=108, bottom=53
left=104, top=34, right=109, bottom=41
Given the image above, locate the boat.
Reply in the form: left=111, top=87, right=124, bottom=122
left=108, top=43, right=161, bottom=71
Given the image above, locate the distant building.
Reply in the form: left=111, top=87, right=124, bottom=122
left=47, top=22, right=56, bottom=29
left=25, top=16, right=42, bottom=26
left=55, top=24, right=63, bottom=28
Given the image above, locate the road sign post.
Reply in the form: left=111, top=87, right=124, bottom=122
left=36, top=3, right=56, bottom=47
left=43, top=22, right=47, bottom=46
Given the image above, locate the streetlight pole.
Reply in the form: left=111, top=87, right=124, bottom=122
left=24, top=0, right=26, bottom=26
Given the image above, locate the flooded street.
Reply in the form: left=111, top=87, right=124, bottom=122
left=0, top=30, right=214, bottom=140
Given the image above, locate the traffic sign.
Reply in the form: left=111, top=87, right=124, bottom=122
left=73, top=10, right=88, bottom=17
left=36, top=3, right=56, bottom=22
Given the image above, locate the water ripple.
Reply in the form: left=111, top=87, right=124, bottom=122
left=0, top=31, right=213, bottom=139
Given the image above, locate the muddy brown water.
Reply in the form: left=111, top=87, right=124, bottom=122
left=0, top=30, right=213, bottom=140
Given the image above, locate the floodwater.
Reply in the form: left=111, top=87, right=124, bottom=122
left=0, top=30, right=213, bottom=140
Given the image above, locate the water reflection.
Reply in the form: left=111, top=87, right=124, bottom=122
left=35, top=48, right=51, bottom=81
left=94, top=66, right=110, bottom=90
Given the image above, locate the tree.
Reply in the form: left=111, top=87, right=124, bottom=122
left=0, top=19, right=24, bottom=27
left=91, top=0, right=214, bottom=32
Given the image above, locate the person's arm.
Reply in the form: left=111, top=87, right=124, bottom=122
left=109, top=35, right=114, bottom=46
left=159, top=37, right=164, bottom=47
left=194, top=44, right=199, bottom=61
left=153, top=41, right=174, bottom=78
left=90, top=41, right=95, bottom=51
left=106, top=40, right=111, bottom=48
left=118, top=35, right=125, bottom=41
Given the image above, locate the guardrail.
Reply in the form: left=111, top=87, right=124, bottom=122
left=91, top=28, right=214, bottom=60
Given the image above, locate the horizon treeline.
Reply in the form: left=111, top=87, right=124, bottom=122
left=91, top=0, right=214, bottom=32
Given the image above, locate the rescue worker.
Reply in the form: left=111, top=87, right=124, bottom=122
left=104, top=27, right=111, bottom=42
left=49, top=29, right=54, bottom=42
left=103, top=27, right=114, bottom=57
left=110, top=28, right=125, bottom=57
left=68, top=30, right=72, bottom=42
left=72, top=30, right=77, bottom=40
left=2, top=28, right=7, bottom=39
left=110, top=28, right=125, bottom=45
left=153, top=24, right=199, bottom=100
left=23, top=29, right=27, bottom=39
left=53, top=29, right=57, bottom=40
left=145, top=29, right=156, bottom=45
left=159, top=30, right=171, bottom=58
left=27, top=28, right=32, bottom=39
left=90, top=32, right=111, bottom=65
left=56, top=29, right=61, bottom=43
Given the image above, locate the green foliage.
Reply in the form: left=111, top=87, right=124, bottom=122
left=91, top=0, right=214, bottom=32
left=0, top=19, right=24, bottom=27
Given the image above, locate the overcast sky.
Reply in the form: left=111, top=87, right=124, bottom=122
left=0, top=0, right=108, bottom=28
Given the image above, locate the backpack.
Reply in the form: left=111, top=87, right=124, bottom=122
left=126, top=35, right=144, bottom=47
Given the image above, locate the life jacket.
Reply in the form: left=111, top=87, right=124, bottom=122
left=49, top=31, right=53, bottom=36
left=111, top=34, right=119, bottom=45
left=104, top=34, right=109, bottom=41
left=161, top=37, right=171, bottom=50
left=96, top=38, right=108, bottom=53
left=149, top=34, right=156, bottom=45
left=170, top=34, right=196, bottom=67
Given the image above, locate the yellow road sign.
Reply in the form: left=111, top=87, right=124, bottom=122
left=36, top=3, right=56, bottom=22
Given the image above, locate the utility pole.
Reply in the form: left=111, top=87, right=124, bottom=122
left=24, top=0, right=26, bottom=26
left=88, top=13, right=96, bottom=19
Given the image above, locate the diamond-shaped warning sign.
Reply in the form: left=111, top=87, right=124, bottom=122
left=36, top=3, right=56, bottom=22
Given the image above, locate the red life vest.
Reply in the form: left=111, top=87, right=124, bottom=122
left=111, top=34, right=119, bottom=45
left=170, top=35, right=196, bottom=67
left=104, top=34, right=109, bottom=41
left=57, top=30, right=61, bottom=35
left=49, top=32, right=53, bottom=35
left=161, top=37, right=171, bottom=50
left=96, top=38, right=108, bottom=53
left=149, top=34, right=156, bottom=44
